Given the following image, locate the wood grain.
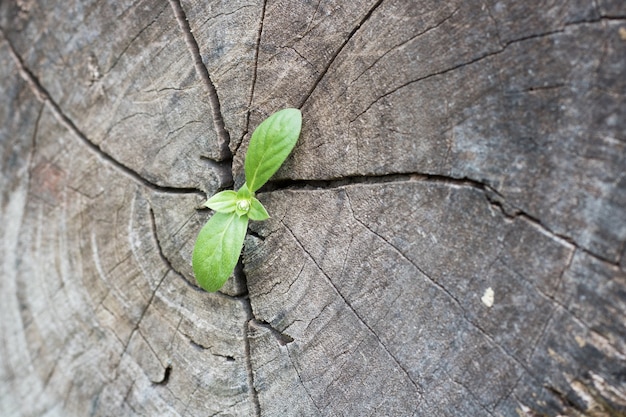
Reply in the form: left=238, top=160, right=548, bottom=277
left=1, top=0, right=624, bottom=415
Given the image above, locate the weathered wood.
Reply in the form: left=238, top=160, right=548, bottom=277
left=1, top=0, right=625, bottom=416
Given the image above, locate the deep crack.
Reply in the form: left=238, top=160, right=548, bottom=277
left=0, top=29, right=204, bottom=196
left=237, top=0, right=268, bottom=159
left=166, top=4, right=265, bottom=410
left=168, top=0, right=232, bottom=159
left=262, top=171, right=618, bottom=267
left=239, top=294, right=262, bottom=417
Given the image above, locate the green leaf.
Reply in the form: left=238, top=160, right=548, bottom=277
left=245, top=108, right=302, bottom=192
left=191, top=108, right=302, bottom=291
left=204, top=190, right=238, bottom=213
left=192, top=212, right=249, bottom=292
left=237, top=183, right=252, bottom=200
left=248, top=198, right=270, bottom=221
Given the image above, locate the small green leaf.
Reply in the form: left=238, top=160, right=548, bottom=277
left=248, top=198, right=270, bottom=221
left=236, top=183, right=252, bottom=199
left=245, top=108, right=302, bottom=192
left=204, top=190, right=238, bottom=213
left=192, top=212, right=249, bottom=292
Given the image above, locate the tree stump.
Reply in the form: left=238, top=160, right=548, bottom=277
left=1, top=0, right=625, bottom=416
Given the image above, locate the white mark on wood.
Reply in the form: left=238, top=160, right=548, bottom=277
left=481, top=287, right=494, bottom=307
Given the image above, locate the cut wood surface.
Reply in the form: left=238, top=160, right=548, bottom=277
left=1, top=0, right=625, bottom=416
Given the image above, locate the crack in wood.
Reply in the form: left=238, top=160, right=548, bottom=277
left=243, top=318, right=261, bottom=417
left=104, top=3, right=169, bottom=76
left=285, top=345, right=324, bottom=415
left=233, top=243, right=309, bottom=416
left=149, top=206, right=184, bottom=277
left=483, top=190, right=620, bottom=268
left=229, top=262, right=261, bottom=416
left=260, top=173, right=415, bottom=192
left=281, top=219, right=424, bottom=397
left=199, top=4, right=256, bottom=28
left=163, top=119, right=203, bottom=140
left=299, top=300, right=333, bottom=336
left=123, top=327, right=173, bottom=386
left=113, top=265, right=169, bottom=383
left=153, top=364, right=172, bottom=385
left=526, top=302, right=561, bottom=365
left=237, top=0, right=267, bottom=159
left=265, top=165, right=620, bottom=267
left=445, top=370, right=498, bottom=416
left=349, top=28, right=566, bottom=123
left=513, top=212, right=617, bottom=267
left=298, top=0, right=386, bottom=109
left=554, top=247, right=576, bottom=297
left=504, top=244, right=626, bottom=363
left=262, top=171, right=506, bottom=194
left=317, top=337, right=368, bottom=409
left=493, top=369, right=526, bottom=413
left=263, top=171, right=619, bottom=267
left=0, top=29, right=204, bottom=196
left=188, top=337, right=210, bottom=351
left=168, top=0, right=232, bottom=159
left=342, top=176, right=625, bottom=404
left=300, top=0, right=323, bottom=38
left=122, top=381, right=137, bottom=413
left=566, top=15, right=626, bottom=24
left=353, top=16, right=624, bottom=130
left=147, top=205, right=210, bottom=299
left=179, top=328, right=237, bottom=361
left=343, top=189, right=540, bottom=382
left=350, top=6, right=461, bottom=88
left=42, top=358, right=59, bottom=391
left=249, top=319, right=294, bottom=346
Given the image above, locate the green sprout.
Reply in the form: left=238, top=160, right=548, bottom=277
left=192, top=108, right=302, bottom=292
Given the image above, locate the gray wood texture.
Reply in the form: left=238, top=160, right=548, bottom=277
left=1, top=0, right=625, bottom=415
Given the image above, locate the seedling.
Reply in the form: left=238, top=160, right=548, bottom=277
left=192, top=108, right=302, bottom=292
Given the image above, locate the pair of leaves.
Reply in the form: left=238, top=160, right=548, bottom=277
left=204, top=185, right=269, bottom=220
left=192, top=108, right=302, bottom=292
